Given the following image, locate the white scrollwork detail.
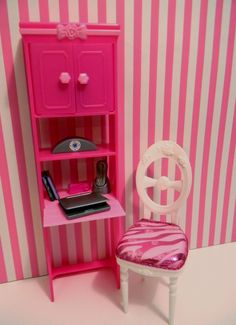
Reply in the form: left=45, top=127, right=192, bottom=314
left=156, top=176, right=182, bottom=192
left=177, top=156, right=187, bottom=168
left=57, top=23, right=87, bottom=40
left=161, top=142, right=174, bottom=156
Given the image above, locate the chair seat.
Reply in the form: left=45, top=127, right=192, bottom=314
left=116, top=219, right=188, bottom=270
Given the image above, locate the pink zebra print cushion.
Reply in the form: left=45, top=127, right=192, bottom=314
left=116, top=219, right=188, bottom=270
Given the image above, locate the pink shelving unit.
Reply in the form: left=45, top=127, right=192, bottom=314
left=20, top=22, right=125, bottom=301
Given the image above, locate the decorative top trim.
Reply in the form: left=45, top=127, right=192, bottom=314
left=57, top=23, right=87, bottom=40
left=19, top=23, right=120, bottom=37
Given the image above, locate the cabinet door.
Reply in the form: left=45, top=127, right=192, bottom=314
left=30, top=43, right=75, bottom=116
left=74, top=43, right=114, bottom=113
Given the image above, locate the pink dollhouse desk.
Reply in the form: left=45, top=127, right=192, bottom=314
left=20, top=22, right=125, bottom=301
left=44, top=193, right=124, bottom=227
left=43, top=193, right=125, bottom=301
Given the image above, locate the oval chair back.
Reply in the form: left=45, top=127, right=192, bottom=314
left=136, top=141, right=192, bottom=222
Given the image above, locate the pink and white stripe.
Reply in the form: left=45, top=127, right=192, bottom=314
left=0, top=0, right=235, bottom=283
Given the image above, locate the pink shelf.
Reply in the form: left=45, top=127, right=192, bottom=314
left=33, top=111, right=116, bottom=119
left=43, top=193, right=125, bottom=227
left=51, top=258, right=114, bottom=279
left=39, top=145, right=116, bottom=161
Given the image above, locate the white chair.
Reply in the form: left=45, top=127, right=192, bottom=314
left=116, top=141, right=192, bottom=325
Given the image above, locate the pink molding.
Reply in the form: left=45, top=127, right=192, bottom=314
left=19, top=22, right=120, bottom=37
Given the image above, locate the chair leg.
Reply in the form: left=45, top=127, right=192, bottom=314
left=169, top=277, right=178, bottom=325
left=120, top=266, right=129, bottom=313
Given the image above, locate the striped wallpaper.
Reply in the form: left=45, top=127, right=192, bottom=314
left=0, top=0, right=235, bottom=284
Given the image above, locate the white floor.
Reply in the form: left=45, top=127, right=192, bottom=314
left=0, top=243, right=236, bottom=325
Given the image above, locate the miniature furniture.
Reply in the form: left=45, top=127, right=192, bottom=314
left=116, top=141, right=192, bottom=325
left=20, top=22, right=125, bottom=301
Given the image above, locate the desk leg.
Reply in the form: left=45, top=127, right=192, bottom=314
left=105, top=217, right=113, bottom=259
left=43, top=228, right=54, bottom=302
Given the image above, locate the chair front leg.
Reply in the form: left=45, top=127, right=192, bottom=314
left=169, top=276, right=178, bottom=325
left=120, top=266, right=129, bottom=313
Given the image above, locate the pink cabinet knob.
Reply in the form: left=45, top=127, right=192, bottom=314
left=78, top=73, right=89, bottom=85
left=59, top=72, right=71, bottom=84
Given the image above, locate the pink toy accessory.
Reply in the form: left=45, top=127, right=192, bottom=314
left=116, top=141, right=192, bottom=325
left=68, top=182, right=91, bottom=195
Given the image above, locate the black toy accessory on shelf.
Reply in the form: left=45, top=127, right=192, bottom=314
left=42, top=171, right=60, bottom=201
left=52, top=137, right=97, bottom=153
left=92, top=160, right=111, bottom=194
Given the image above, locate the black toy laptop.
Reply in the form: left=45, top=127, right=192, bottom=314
left=59, top=192, right=110, bottom=219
